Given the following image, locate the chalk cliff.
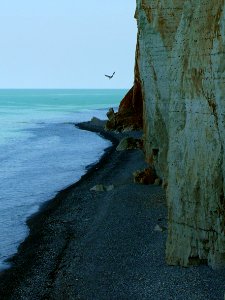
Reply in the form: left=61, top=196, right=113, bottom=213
left=133, top=0, right=225, bottom=268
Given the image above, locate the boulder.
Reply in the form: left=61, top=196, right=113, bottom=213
left=116, top=137, right=142, bottom=151
left=154, top=224, right=167, bottom=232
left=133, top=167, right=157, bottom=185
left=90, top=184, right=114, bottom=192
left=90, top=184, right=105, bottom=192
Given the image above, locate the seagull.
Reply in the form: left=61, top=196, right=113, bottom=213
left=105, top=72, right=115, bottom=79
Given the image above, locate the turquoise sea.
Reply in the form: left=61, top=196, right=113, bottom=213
left=0, top=89, right=127, bottom=270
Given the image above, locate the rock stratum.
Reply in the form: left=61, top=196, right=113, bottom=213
left=116, top=0, right=225, bottom=269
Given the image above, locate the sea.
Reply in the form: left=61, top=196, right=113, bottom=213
left=0, top=89, right=127, bottom=270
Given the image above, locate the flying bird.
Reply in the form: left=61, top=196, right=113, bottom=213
left=105, top=72, right=115, bottom=79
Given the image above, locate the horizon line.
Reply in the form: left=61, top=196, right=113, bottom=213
left=0, top=87, right=130, bottom=90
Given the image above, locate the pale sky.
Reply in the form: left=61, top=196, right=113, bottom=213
left=0, top=1, right=137, bottom=89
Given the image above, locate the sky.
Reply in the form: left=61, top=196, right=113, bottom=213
left=0, top=1, right=137, bottom=89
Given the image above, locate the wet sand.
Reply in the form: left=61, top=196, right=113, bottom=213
left=0, top=120, right=224, bottom=300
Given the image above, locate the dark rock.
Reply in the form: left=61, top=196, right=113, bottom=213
left=133, top=167, right=157, bottom=185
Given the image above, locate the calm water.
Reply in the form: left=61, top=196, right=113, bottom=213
left=0, top=89, right=127, bottom=270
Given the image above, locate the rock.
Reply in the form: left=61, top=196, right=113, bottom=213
left=90, top=185, right=105, bottom=192
left=154, top=225, right=163, bottom=232
left=154, top=178, right=162, bottom=186
left=106, top=108, right=115, bottom=121
left=105, top=54, right=143, bottom=132
left=162, top=181, right=168, bottom=190
left=154, top=224, right=163, bottom=232
left=133, top=167, right=157, bottom=185
left=116, top=137, right=142, bottom=151
left=90, top=117, right=104, bottom=126
left=105, top=185, right=114, bottom=192
left=90, top=184, right=114, bottom=192
left=106, top=108, right=116, bottom=129
left=135, top=0, right=225, bottom=268
left=120, top=126, right=135, bottom=133
left=154, top=225, right=166, bottom=232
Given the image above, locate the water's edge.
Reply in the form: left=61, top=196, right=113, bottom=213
left=0, top=120, right=119, bottom=276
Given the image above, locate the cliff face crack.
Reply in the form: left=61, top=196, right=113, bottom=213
left=172, top=220, right=217, bottom=234
left=205, top=93, right=219, bottom=127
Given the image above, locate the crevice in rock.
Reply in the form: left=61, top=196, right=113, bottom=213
left=173, top=221, right=217, bottom=234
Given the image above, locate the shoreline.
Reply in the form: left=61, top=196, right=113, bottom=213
left=0, top=120, right=117, bottom=272
left=0, top=120, right=119, bottom=267
left=0, top=119, right=142, bottom=298
left=0, top=120, right=225, bottom=300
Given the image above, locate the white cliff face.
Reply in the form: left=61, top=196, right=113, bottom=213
left=136, top=0, right=225, bottom=268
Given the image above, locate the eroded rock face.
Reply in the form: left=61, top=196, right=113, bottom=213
left=136, top=0, right=225, bottom=268
left=106, top=42, right=143, bottom=131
